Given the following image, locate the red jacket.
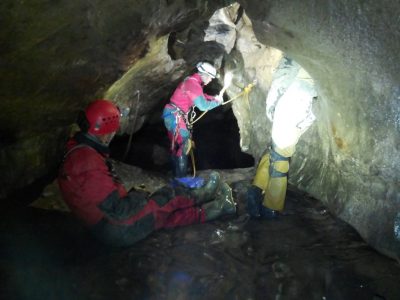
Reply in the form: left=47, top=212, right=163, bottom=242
left=58, top=136, right=127, bottom=225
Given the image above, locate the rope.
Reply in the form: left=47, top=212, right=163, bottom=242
left=123, top=90, right=140, bottom=161
left=189, top=148, right=196, bottom=178
left=222, top=81, right=256, bottom=105
left=183, top=139, right=196, bottom=178
left=188, top=81, right=256, bottom=126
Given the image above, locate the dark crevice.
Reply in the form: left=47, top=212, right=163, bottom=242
left=2, top=170, right=58, bottom=209
left=110, top=107, right=254, bottom=172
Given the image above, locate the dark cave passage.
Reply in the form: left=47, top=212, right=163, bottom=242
left=110, top=106, right=254, bottom=173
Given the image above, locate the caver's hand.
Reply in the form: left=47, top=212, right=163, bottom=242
left=215, top=94, right=224, bottom=104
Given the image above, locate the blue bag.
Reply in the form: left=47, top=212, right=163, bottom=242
left=172, top=176, right=205, bottom=188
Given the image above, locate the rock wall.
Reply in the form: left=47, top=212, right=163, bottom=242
left=235, top=0, right=400, bottom=260
left=0, top=0, right=230, bottom=198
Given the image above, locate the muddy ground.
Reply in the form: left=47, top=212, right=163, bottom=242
left=1, top=168, right=399, bottom=300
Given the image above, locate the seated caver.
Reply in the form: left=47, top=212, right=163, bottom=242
left=58, top=99, right=236, bottom=246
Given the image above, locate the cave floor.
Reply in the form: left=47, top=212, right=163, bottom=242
left=1, top=179, right=400, bottom=300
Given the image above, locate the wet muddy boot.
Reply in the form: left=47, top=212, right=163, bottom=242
left=246, top=185, right=279, bottom=219
left=188, top=171, right=221, bottom=205
left=259, top=205, right=279, bottom=219
left=246, top=185, right=263, bottom=218
left=174, top=154, right=188, bottom=178
left=202, top=183, right=237, bottom=221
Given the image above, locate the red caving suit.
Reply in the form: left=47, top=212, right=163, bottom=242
left=58, top=132, right=205, bottom=246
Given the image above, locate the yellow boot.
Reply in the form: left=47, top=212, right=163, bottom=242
left=263, top=148, right=290, bottom=212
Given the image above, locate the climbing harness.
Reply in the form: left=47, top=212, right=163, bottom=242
left=166, top=102, right=198, bottom=177
left=168, top=103, right=193, bottom=152
left=269, top=147, right=290, bottom=178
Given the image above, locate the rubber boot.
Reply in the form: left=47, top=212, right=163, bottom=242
left=263, top=148, right=290, bottom=212
left=259, top=204, right=279, bottom=219
left=174, top=154, right=188, bottom=178
left=246, top=185, right=263, bottom=218
left=246, top=185, right=279, bottom=219
left=202, top=183, right=236, bottom=221
left=188, top=171, right=221, bottom=205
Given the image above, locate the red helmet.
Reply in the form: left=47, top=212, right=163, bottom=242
left=85, top=99, right=120, bottom=135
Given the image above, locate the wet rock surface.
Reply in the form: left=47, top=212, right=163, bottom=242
left=2, top=174, right=399, bottom=300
